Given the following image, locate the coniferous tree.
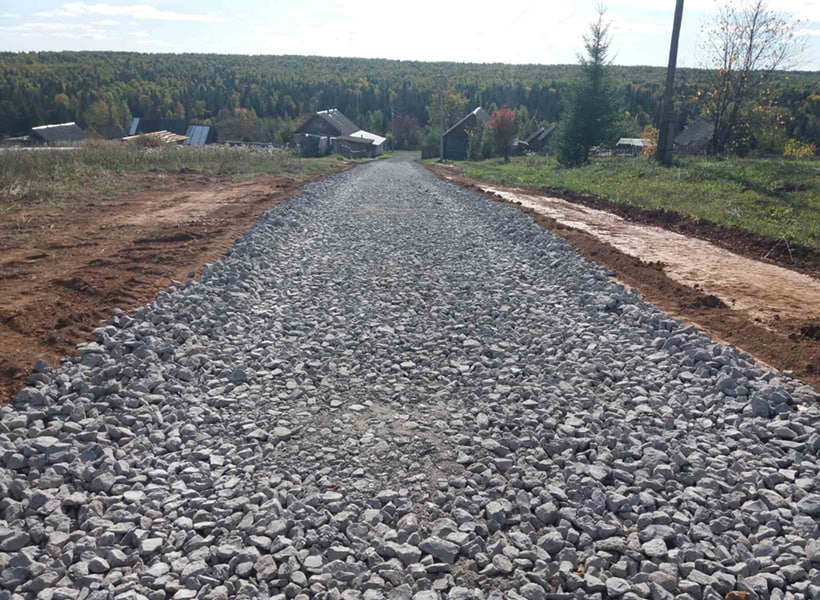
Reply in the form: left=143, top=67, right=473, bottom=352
left=556, top=7, right=620, bottom=166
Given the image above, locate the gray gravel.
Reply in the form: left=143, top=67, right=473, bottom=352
left=3, top=155, right=820, bottom=600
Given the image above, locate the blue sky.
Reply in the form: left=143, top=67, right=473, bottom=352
left=1, top=0, right=818, bottom=69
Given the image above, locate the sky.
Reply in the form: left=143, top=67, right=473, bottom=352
left=0, top=0, right=818, bottom=70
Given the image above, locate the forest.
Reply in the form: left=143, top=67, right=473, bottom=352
left=0, top=51, right=818, bottom=150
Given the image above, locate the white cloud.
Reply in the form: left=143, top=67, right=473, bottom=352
left=91, top=19, right=118, bottom=25
left=36, top=3, right=222, bottom=23
left=2, top=21, right=113, bottom=40
left=0, top=13, right=19, bottom=18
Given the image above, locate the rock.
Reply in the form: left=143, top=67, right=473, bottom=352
left=797, top=495, right=820, bottom=516
left=420, top=537, right=460, bottom=564
left=606, top=578, right=630, bottom=597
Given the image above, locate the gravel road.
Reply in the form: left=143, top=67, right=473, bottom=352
left=3, top=155, right=820, bottom=600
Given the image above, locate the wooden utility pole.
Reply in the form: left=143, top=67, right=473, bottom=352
left=438, top=76, right=445, bottom=161
left=656, top=0, right=684, bottom=166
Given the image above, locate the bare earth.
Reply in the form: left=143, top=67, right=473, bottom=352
left=483, top=186, right=820, bottom=325
left=2, top=162, right=819, bottom=400
left=0, top=170, right=346, bottom=401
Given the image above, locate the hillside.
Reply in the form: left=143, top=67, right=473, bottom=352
left=1, top=52, right=818, bottom=144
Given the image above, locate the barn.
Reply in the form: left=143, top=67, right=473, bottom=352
left=29, top=122, right=86, bottom=145
left=442, top=107, right=490, bottom=161
left=293, top=109, right=385, bottom=157
left=524, top=123, right=557, bottom=155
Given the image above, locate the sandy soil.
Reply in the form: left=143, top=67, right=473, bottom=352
left=0, top=170, right=346, bottom=401
left=483, top=186, right=820, bottom=325
left=428, top=165, right=820, bottom=392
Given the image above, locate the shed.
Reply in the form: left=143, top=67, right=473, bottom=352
left=29, top=122, right=86, bottom=145
left=184, top=125, right=214, bottom=146
left=331, top=131, right=387, bottom=158
left=674, top=118, right=714, bottom=154
left=524, top=123, right=558, bottom=155
left=615, top=138, right=653, bottom=156
left=129, top=118, right=189, bottom=136
left=442, top=107, right=490, bottom=161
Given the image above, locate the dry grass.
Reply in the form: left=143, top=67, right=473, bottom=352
left=0, top=141, right=347, bottom=213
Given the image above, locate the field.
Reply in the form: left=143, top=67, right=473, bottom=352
left=0, top=142, right=376, bottom=400
left=0, top=141, right=354, bottom=216
left=456, top=155, right=820, bottom=249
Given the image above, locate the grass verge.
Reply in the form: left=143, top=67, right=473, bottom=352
left=451, top=155, right=820, bottom=248
left=0, top=141, right=356, bottom=213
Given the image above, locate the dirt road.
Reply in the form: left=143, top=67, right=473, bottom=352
left=3, top=156, right=818, bottom=599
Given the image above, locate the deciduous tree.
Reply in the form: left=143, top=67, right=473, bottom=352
left=488, top=106, right=517, bottom=162
left=700, top=0, right=805, bottom=155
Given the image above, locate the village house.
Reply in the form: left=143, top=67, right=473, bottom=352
left=524, top=123, right=558, bottom=155
left=442, top=107, right=490, bottom=161
left=293, top=109, right=385, bottom=158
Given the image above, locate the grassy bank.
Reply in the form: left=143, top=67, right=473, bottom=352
left=454, top=155, right=820, bottom=248
left=0, top=141, right=356, bottom=212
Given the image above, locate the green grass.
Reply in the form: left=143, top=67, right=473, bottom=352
left=452, top=155, right=820, bottom=248
left=0, top=141, right=351, bottom=213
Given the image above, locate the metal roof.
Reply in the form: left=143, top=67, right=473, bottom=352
left=345, top=130, right=387, bottom=146
left=184, top=125, right=211, bottom=146
left=525, top=123, right=557, bottom=144
left=30, top=122, right=86, bottom=143
left=295, top=108, right=360, bottom=137
left=443, top=107, right=490, bottom=138
left=616, top=138, right=654, bottom=147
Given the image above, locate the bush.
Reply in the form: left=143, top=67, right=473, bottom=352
left=130, top=134, right=165, bottom=148
left=783, top=139, right=817, bottom=159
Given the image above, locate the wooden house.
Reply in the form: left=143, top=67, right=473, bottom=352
left=293, top=109, right=385, bottom=157
left=524, top=123, right=557, bottom=155
left=442, top=107, right=490, bottom=161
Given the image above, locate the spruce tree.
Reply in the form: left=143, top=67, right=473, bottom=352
left=556, top=7, right=620, bottom=166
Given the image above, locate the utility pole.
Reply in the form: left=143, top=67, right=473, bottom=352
left=656, top=0, right=684, bottom=166
left=390, top=105, right=395, bottom=150
left=438, top=74, right=445, bottom=161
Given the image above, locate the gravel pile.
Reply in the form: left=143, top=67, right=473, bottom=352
left=2, top=156, right=820, bottom=600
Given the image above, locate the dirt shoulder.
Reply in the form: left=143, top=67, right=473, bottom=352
left=426, top=163, right=820, bottom=393
left=0, top=168, right=349, bottom=402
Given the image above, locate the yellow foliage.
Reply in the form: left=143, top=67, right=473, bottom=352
left=783, top=139, right=817, bottom=159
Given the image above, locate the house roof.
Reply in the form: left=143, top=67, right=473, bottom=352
left=525, top=123, right=557, bottom=144
left=30, top=122, right=86, bottom=143
left=295, top=109, right=360, bottom=137
left=339, top=130, right=387, bottom=146
left=185, top=125, right=211, bottom=146
left=616, top=138, right=654, bottom=147
left=675, top=118, right=714, bottom=147
left=443, top=107, right=490, bottom=138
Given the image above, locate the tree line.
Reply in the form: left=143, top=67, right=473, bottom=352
left=0, top=51, right=817, bottom=151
